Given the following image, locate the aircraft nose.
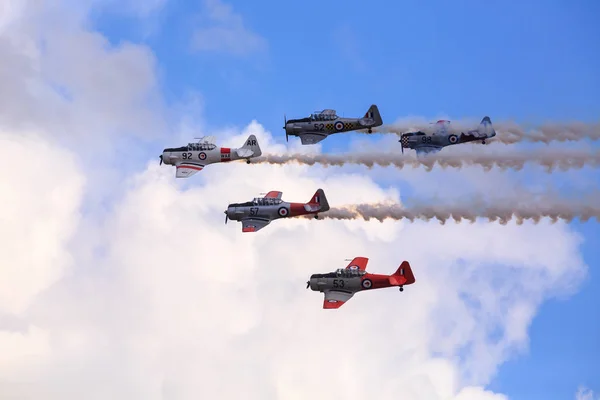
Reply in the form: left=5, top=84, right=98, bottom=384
left=308, top=276, right=320, bottom=291
left=160, top=150, right=172, bottom=165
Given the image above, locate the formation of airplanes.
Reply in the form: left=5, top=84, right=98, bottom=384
left=156, top=105, right=503, bottom=308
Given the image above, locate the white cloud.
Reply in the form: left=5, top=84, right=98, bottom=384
left=577, top=387, right=599, bottom=400
left=192, top=0, right=267, bottom=56
left=0, top=130, right=85, bottom=315
left=0, top=2, right=591, bottom=400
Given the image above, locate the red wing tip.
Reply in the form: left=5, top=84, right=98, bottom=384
left=323, top=300, right=345, bottom=309
left=242, top=226, right=256, bottom=232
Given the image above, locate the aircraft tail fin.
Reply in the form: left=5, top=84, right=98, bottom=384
left=478, top=116, right=496, bottom=138
left=308, top=188, right=330, bottom=212
left=389, top=261, right=415, bottom=286
left=364, top=104, right=383, bottom=127
left=239, top=134, right=262, bottom=157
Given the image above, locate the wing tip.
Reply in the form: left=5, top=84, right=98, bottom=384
left=323, top=299, right=345, bottom=309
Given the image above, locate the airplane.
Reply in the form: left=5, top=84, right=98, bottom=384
left=160, top=135, right=262, bottom=178
left=306, top=257, right=415, bottom=309
left=224, top=189, right=330, bottom=232
left=399, top=116, right=496, bottom=157
left=283, top=104, right=383, bottom=145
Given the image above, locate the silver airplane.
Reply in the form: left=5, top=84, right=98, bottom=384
left=283, top=104, right=383, bottom=145
left=224, top=189, right=330, bottom=232
left=399, top=116, right=496, bottom=157
left=160, top=135, right=262, bottom=178
left=307, top=257, right=416, bottom=309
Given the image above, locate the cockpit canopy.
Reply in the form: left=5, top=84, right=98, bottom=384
left=310, top=109, right=338, bottom=121
left=188, top=142, right=216, bottom=151
left=335, top=268, right=366, bottom=277
left=252, top=197, right=283, bottom=206
left=188, top=136, right=217, bottom=151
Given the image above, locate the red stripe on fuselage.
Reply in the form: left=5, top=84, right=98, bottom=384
left=362, top=274, right=396, bottom=290
left=289, top=203, right=311, bottom=217
left=220, top=147, right=232, bottom=162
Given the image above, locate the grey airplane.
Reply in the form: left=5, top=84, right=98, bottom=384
left=224, top=189, right=330, bottom=232
left=399, top=116, right=496, bottom=157
left=283, top=104, right=383, bottom=145
left=160, top=135, right=262, bottom=178
left=307, top=257, right=416, bottom=309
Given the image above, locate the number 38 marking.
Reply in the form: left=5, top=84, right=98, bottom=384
left=182, top=152, right=192, bottom=159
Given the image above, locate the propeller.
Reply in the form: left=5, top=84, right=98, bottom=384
left=400, top=135, right=404, bottom=154
left=224, top=210, right=228, bottom=224
left=159, top=154, right=163, bottom=165
left=283, top=114, right=288, bottom=142
left=306, top=281, right=310, bottom=289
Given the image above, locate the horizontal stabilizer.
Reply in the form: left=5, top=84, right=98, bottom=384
left=236, top=148, right=254, bottom=158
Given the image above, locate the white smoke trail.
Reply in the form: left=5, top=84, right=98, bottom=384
left=376, top=120, right=600, bottom=144
left=253, top=148, right=600, bottom=172
left=317, top=199, right=600, bottom=225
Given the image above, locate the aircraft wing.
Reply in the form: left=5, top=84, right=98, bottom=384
left=241, top=218, right=270, bottom=233
left=323, top=290, right=354, bottom=309
left=299, top=133, right=328, bottom=145
left=415, top=146, right=443, bottom=157
left=175, top=162, right=205, bottom=178
left=345, top=257, right=369, bottom=271
left=264, top=191, right=283, bottom=199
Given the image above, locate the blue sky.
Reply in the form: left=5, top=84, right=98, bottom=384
left=91, top=0, right=600, bottom=398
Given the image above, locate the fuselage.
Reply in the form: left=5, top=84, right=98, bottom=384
left=308, top=270, right=399, bottom=294
left=285, top=116, right=381, bottom=137
left=401, top=129, right=496, bottom=150
left=161, top=144, right=242, bottom=166
left=225, top=199, right=320, bottom=222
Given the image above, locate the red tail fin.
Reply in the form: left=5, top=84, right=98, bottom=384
left=307, top=188, right=330, bottom=212
left=391, top=261, right=415, bottom=285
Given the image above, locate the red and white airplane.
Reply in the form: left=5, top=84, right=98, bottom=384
left=307, top=257, right=416, bottom=309
left=160, top=135, right=262, bottom=178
